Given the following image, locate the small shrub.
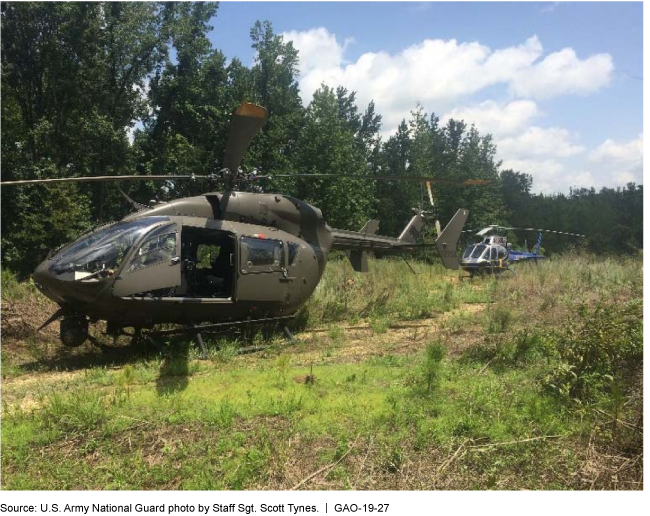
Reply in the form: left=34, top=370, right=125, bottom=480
left=274, top=354, right=292, bottom=386
left=543, top=300, right=642, bottom=402
left=1, top=269, right=37, bottom=300
left=41, top=392, right=107, bottom=434
left=485, top=305, right=514, bottom=334
left=328, top=325, right=345, bottom=341
left=442, top=282, right=455, bottom=308
left=370, top=317, right=390, bottom=334
left=422, top=341, right=446, bottom=392
left=499, top=330, right=546, bottom=365
left=215, top=341, right=239, bottom=363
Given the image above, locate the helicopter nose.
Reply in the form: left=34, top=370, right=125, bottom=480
left=33, top=259, right=66, bottom=304
left=33, top=259, right=51, bottom=287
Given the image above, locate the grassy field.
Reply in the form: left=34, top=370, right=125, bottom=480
left=0, top=253, right=643, bottom=490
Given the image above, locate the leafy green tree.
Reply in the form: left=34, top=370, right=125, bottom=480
left=376, top=120, right=412, bottom=236
left=294, top=85, right=374, bottom=229
left=1, top=1, right=167, bottom=272
left=500, top=169, right=533, bottom=220
left=247, top=20, right=304, bottom=194
left=138, top=1, right=224, bottom=200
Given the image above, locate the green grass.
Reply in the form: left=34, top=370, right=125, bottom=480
left=1, top=348, right=577, bottom=489
left=1, top=253, right=643, bottom=489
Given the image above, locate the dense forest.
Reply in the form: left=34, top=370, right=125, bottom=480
left=1, top=2, right=643, bottom=276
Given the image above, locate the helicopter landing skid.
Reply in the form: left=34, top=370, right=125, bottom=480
left=140, top=315, right=297, bottom=359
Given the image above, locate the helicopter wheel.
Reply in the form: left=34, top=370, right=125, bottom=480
left=60, top=316, right=89, bottom=347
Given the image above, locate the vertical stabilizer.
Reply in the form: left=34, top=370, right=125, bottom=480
left=435, top=209, right=469, bottom=270
left=398, top=213, right=424, bottom=244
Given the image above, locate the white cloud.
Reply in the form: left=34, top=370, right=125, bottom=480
left=497, top=126, right=585, bottom=159
left=574, top=171, right=595, bottom=185
left=499, top=135, right=643, bottom=193
left=509, top=48, right=613, bottom=99
left=540, top=2, right=560, bottom=15
left=283, top=28, right=348, bottom=75
left=588, top=134, right=643, bottom=186
left=281, top=27, right=635, bottom=193
left=613, top=170, right=636, bottom=184
left=283, top=28, right=613, bottom=133
left=589, top=134, right=643, bottom=164
left=442, top=100, right=540, bottom=136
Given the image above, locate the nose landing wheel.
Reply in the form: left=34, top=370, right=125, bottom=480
left=59, top=315, right=89, bottom=347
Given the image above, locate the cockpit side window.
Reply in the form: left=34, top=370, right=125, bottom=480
left=128, top=226, right=177, bottom=272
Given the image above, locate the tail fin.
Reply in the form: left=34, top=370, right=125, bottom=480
left=360, top=219, right=380, bottom=235
left=348, top=219, right=379, bottom=272
left=435, top=209, right=469, bottom=270
left=398, top=212, right=424, bottom=243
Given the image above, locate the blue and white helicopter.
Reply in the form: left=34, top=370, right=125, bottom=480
left=460, top=225, right=585, bottom=277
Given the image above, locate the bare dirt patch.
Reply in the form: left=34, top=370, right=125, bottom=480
left=285, top=303, right=487, bottom=366
left=1, top=297, right=59, bottom=340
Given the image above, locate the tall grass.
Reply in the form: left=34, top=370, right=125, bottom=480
left=1, top=252, right=643, bottom=489
left=303, top=257, right=471, bottom=325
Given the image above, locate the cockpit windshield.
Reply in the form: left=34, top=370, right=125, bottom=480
left=49, top=217, right=169, bottom=277
left=466, top=244, right=487, bottom=260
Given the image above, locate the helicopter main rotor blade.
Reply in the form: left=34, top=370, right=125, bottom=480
left=475, top=225, right=585, bottom=238
left=222, top=103, right=268, bottom=173
left=501, top=227, right=586, bottom=238
left=271, top=174, right=489, bottom=186
left=0, top=175, right=198, bottom=186
left=476, top=225, right=499, bottom=236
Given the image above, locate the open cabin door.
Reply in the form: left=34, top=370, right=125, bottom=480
left=113, top=222, right=181, bottom=297
left=180, top=224, right=236, bottom=299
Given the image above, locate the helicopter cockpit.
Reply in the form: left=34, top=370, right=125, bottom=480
left=48, top=217, right=171, bottom=280
left=460, top=240, right=509, bottom=276
left=462, top=243, right=489, bottom=261
left=41, top=215, right=240, bottom=300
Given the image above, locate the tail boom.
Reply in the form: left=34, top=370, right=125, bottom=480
left=331, top=209, right=468, bottom=272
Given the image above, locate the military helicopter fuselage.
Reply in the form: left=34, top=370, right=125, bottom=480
left=8, top=102, right=474, bottom=349
left=33, top=192, right=334, bottom=336
left=34, top=189, right=467, bottom=347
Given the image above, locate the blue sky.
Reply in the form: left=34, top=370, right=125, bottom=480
left=207, top=1, right=643, bottom=193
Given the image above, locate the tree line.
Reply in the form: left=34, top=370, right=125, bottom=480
left=1, top=2, right=642, bottom=276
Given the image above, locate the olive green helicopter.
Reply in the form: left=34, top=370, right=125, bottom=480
left=1, top=103, right=483, bottom=356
